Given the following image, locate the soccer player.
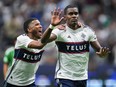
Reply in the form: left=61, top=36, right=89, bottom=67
left=3, top=46, right=14, bottom=79
left=3, top=38, right=16, bottom=79
left=4, top=9, right=63, bottom=87
left=41, top=5, right=110, bottom=87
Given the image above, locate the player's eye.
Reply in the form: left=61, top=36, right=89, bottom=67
left=68, top=12, right=78, bottom=15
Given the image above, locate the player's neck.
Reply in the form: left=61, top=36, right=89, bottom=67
left=68, top=23, right=81, bottom=30
left=27, top=34, right=38, bottom=40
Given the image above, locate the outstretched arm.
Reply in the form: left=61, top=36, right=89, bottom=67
left=90, top=41, right=110, bottom=57
left=41, top=8, right=64, bottom=43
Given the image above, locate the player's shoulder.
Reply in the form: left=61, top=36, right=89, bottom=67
left=83, top=25, right=95, bottom=32
left=54, top=27, right=66, bottom=32
left=7, top=47, right=14, bottom=51
left=17, top=34, right=29, bottom=40
left=52, top=28, right=66, bottom=35
left=5, top=47, right=14, bottom=54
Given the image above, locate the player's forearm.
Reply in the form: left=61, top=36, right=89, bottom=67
left=41, top=24, right=55, bottom=43
left=3, top=64, right=8, bottom=79
left=90, top=41, right=102, bottom=52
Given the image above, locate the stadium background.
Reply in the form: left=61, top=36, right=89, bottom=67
left=0, top=0, right=116, bottom=87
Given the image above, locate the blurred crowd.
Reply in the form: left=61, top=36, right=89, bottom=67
left=0, top=0, right=116, bottom=81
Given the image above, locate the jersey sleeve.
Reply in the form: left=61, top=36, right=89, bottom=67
left=3, top=48, right=12, bottom=63
left=3, top=51, right=9, bottom=63
left=52, top=28, right=64, bottom=41
left=52, top=28, right=61, bottom=36
left=16, top=35, right=33, bottom=48
left=88, top=27, right=97, bottom=42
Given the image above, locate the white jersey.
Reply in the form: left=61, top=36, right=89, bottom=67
left=52, top=25, right=97, bottom=80
left=6, top=34, right=56, bottom=86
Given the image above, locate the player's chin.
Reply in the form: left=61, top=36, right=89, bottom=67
left=36, top=34, right=42, bottom=39
left=71, top=20, right=77, bottom=23
left=37, top=36, right=41, bottom=39
left=38, top=32, right=42, bottom=36
left=39, top=35, right=42, bottom=38
left=71, top=22, right=77, bottom=25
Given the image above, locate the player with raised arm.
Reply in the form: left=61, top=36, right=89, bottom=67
left=4, top=8, right=63, bottom=87
left=41, top=5, right=110, bottom=87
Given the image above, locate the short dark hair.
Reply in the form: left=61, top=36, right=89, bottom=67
left=23, top=18, right=37, bottom=33
left=64, top=5, right=78, bottom=15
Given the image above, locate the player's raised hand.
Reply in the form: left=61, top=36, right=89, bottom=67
left=96, top=47, right=110, bottom=57
left=51, top=8, right=64, bottom=26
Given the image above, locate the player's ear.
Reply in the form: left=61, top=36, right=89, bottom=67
left=27, top=28, right=32, bottom=33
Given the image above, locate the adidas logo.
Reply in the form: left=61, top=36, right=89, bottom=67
left=67, top=35, right=71, bottom=38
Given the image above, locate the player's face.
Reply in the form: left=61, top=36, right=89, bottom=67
left=29, top=20, right=42, bottom=39
left=65, top=7, right=79, bottom=26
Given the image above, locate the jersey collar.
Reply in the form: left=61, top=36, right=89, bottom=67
left=65, top=24, right=83, bottom=33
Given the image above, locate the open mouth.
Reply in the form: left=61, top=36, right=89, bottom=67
left=38, top=30, right=42, bottom=36
left=38, top=30, right=42, bottom=33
